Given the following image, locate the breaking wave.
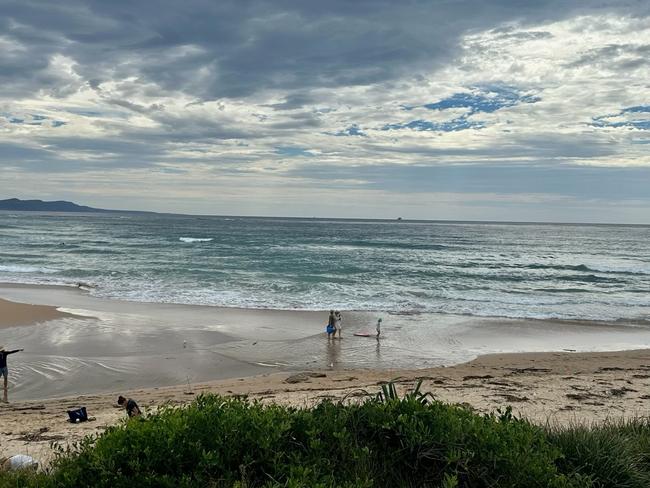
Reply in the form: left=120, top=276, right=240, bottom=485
left=179, top=237, right=213, bottom=243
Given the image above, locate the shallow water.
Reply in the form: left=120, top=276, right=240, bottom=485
left=2, top=285, right=650, bottom=401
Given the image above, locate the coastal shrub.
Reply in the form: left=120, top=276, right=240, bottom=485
left=0, top=391, right=592, bottom=488
left=547, top=418, right=650, bottom=488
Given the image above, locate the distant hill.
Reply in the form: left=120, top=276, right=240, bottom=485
left=0, top=198, right=107, bottom=212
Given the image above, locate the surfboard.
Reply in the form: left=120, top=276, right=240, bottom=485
left=353, top=332, right=374, bottom=337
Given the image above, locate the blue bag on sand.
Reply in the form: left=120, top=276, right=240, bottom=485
left=67, top=406, right=88, bottom=423
left=326, top=324, right=335, bottom=334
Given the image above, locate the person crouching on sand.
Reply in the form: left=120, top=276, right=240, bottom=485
left=1, top=345, right=24, bottom=403
left=335, top=311, right=343, bottom=339
left=117, top=395, right=142, bottom=417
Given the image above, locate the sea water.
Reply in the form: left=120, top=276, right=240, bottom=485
left=0, top=212, right=648, bottom=323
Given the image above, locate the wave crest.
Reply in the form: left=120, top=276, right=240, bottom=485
left=179, top=237, right=213, bottom=243
left=0, top=264, right=58, bottom=274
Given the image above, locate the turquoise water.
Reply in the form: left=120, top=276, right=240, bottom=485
left=0, top=212, right=649, bottom=322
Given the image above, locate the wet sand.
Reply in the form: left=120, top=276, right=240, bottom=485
left=1, top=283, right=650, bottom=402
left=2, top=349, right=650, bottom=467
left=0, top=298, right=73, bottom=328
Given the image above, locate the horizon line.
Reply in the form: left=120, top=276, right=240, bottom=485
left=1, top=209, right=648, bottom=228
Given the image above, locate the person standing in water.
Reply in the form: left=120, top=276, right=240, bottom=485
left=326, top=310, right=336, bottom=340
left=1, top=345, right=24, bottom=403
left=334, top=311, right=343, bottom=339
left=376, top=318, right=382, bottom=339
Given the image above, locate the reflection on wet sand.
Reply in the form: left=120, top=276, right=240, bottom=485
left=2, top=283, right=650, bottom=401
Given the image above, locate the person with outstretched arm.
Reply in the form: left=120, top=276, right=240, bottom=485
left=0, top=345, right=23, bottom=403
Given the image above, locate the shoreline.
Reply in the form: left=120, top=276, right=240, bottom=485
left=2, top=281, right=648, bottom=328
left=1, top=282, right=650, bottom=402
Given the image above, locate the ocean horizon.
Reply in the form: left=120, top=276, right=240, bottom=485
left=4, top=206, right=650, bottom=226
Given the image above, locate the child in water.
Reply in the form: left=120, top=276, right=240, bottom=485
left=334, top=311, right=343, bottom=339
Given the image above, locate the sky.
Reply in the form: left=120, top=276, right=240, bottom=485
left=1, top=0, right=649, bottom=223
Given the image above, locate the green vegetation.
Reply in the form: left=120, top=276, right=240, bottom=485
left=2, top=383, right=650, bottom=487
left=547, top=419, right=650, bottom=488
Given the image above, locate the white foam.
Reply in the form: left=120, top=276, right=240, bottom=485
left=179, top=237, right=213, bottom=243
left=56, top=308, right=102, bottom=319
left=0, top=264, right=58, bottom=273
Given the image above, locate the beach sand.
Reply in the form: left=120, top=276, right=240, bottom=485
left=2, top=349, right=650, bottom=467
left=1, top=284, right=650, bottom=466
left=0, top=298, right=73, bottom=329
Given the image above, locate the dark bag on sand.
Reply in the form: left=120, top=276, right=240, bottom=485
left=67, top=406, right=88, bottom=423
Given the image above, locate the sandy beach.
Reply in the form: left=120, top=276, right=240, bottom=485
left=1, top=283, right=650, bottom=466
left=2, top=349, right=650, bottom=467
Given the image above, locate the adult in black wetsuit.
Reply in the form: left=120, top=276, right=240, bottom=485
left=0, top=345, right=23, bottom=403
left=117, top=395, right=142, bottom=417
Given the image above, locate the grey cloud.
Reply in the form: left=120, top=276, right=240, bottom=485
left=35, top=136, right=167, bottom=156
left=0, top=142, right=53, bottom=162
left=266, top=93, right=316, bottom=111
left=509, top=133, right=618, bottom=159
left=567, top=43, right=650, bottom=69
left=106, top=99, right=165, bottom=114
left=143, top=115, right=259, bottom=142
left=0, top=133, right=257, bottom=174
left=1, top=0, right=646, bottom=101
left=285, top=162, right=650, bottom=201
left=266, top=110, right=324, bottom=129
left=362, top=132, right=617, bottom=161
left=0, top=140, right=151, bottom=173
left=488, top=26, right=553, bottom=40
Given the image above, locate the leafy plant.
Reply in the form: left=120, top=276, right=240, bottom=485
left=375, top=379, right=435, bottom=405
left=11, top=388, right=650, bottom=487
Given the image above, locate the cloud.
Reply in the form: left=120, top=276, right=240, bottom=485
left=1, top=112, right=67, bottom=128
left=593, top=105, right=650, bottom=130
left=0, top=0, right=644, bottom=101
left=487, top=26, right=554, bottom=41
left=381, top=118, right=485, bottom=132
left=331, top=124, right=366, bottom=137
left=382, top=85, right=539, bottom=132
left=266, top=93, right=316, bottom=111
left=275, top=146, right=314, bottom=157
left=284, top=162, right=650, bottom=201
left=567, top=43, right=650, bottom=70
left=420, top=85, right=541, bottom=114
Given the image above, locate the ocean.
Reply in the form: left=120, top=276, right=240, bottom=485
left=0, top=212, right=649, bottom=323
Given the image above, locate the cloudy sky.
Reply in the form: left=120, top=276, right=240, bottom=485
left=1, top=1, right=649, bottom=222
